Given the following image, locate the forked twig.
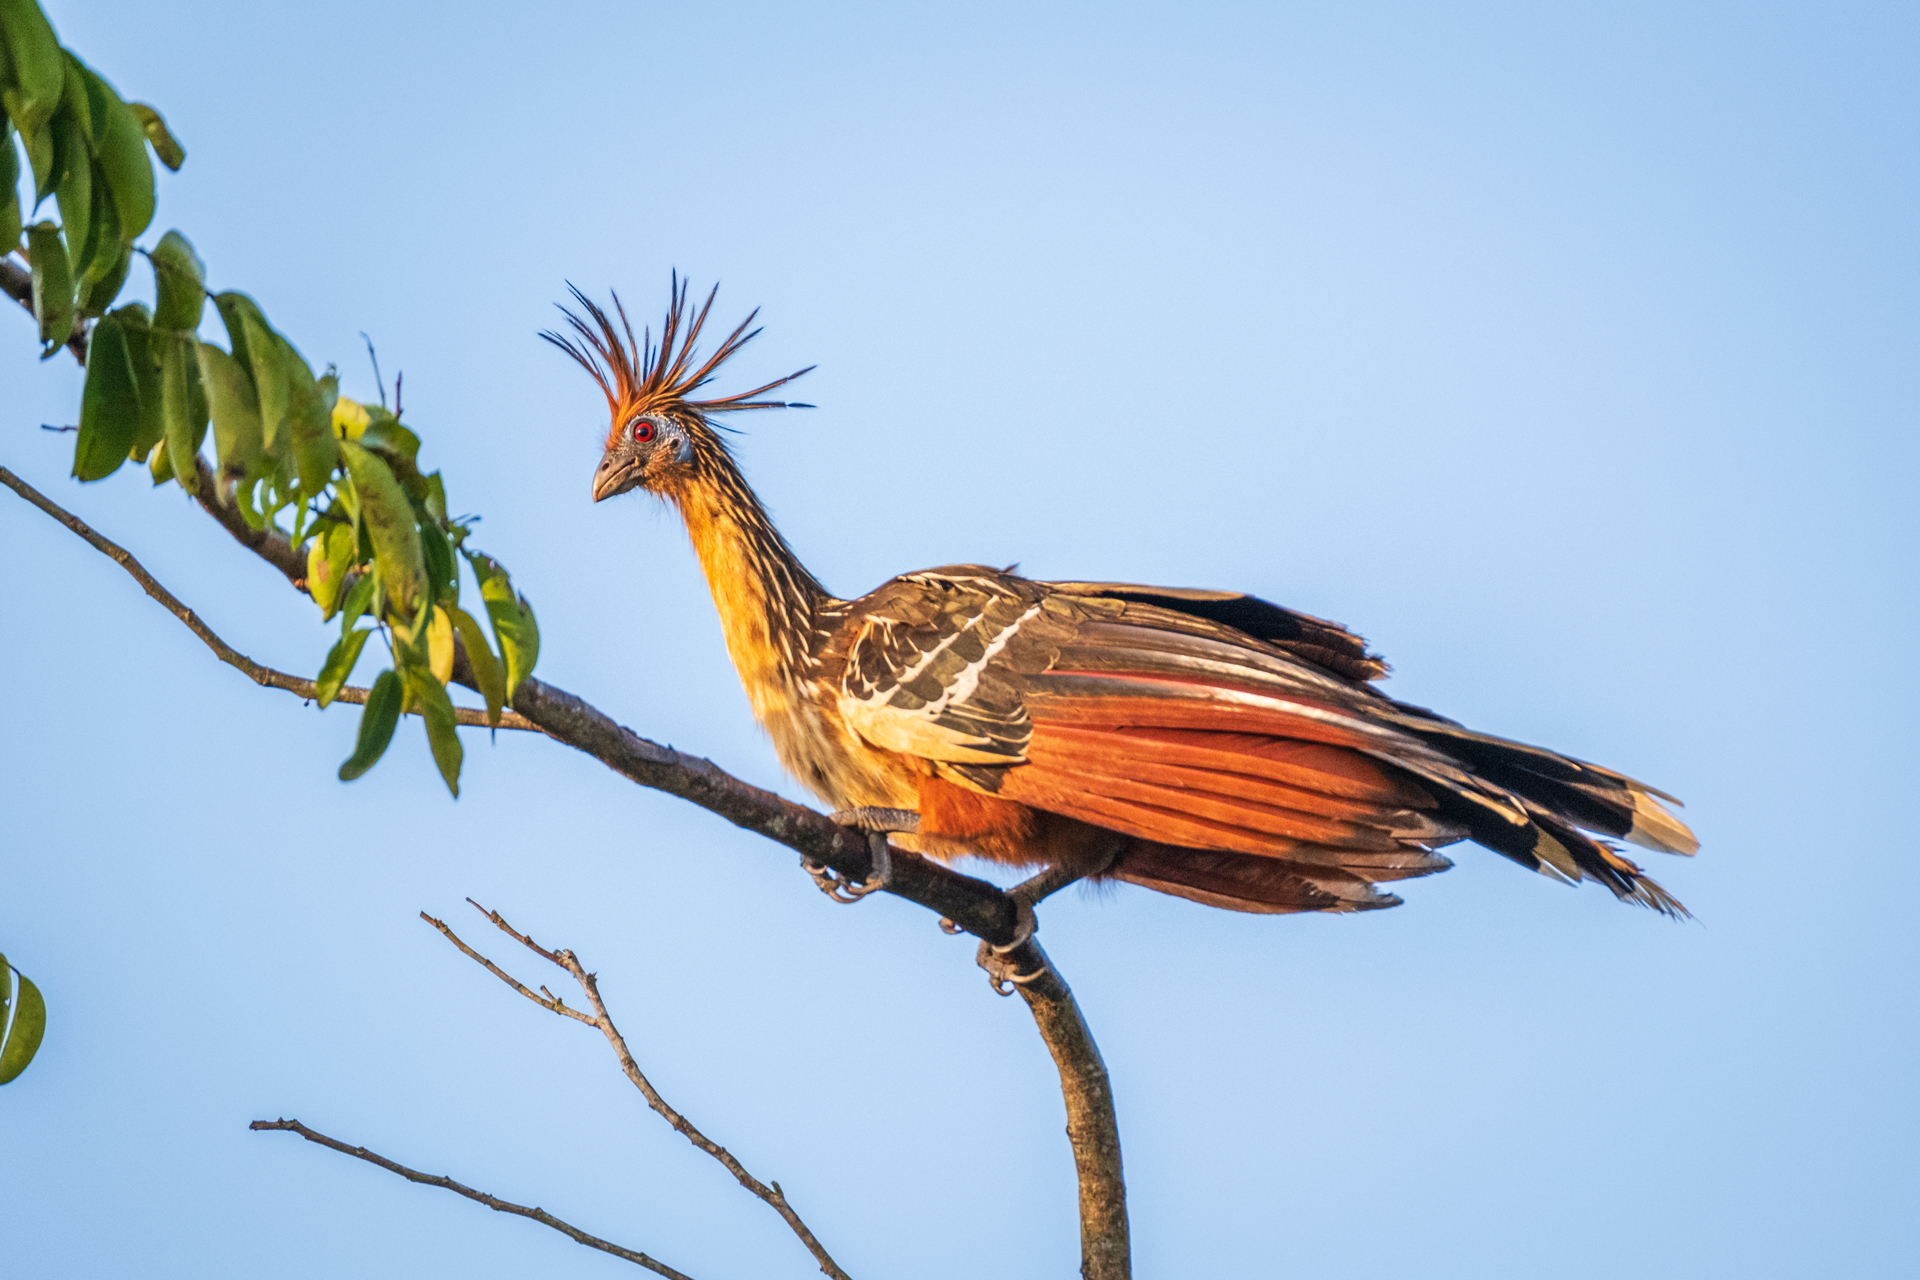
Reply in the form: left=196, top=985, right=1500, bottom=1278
left=248, top=1117, right=694, bottom=1279
left=423, top=902, right=853, bottom=1280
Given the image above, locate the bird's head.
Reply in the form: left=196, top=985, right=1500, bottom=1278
left=543, top=276, right=812, bottom=504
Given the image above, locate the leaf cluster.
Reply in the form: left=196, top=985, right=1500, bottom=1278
left=1, top=0, right=179, bottom=350
left=4, top=0, right=539, bottom=796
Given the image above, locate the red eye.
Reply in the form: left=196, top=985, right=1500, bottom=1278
left=632, top=419, right=655, bottom=443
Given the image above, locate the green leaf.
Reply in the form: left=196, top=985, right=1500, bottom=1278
left=0, top=115, right=21, bottom=254
left=234, top=473, right=266, bottom=531
left=315, top=626, right=373, bottom=709
left=449, top=604, right=506, bottom=727
left=213, top=292, right=289, bottom=451
left=338, top=668, right=401, bottom=781
left=196, top=340, right=262, bottom=485
left=339, top=439, right=426, bottom=622
left=419, top=515, right=457, bottom=606
left=405, top=666, right=463, bottom=798
left=337, top=568, right=376, bottom=636
left=0, top=0, right=65, bottom=140
left=114, top=304, right=163, bottom=457
left=63, top=53, right=152, bottom=241
left=70, top=157, right=120, bottom=297
left=306, top=509, right=356, bottom=619
left=358, top=413, right=420, bottom=465
left=280, top=334, right=337, bottom=492
left=24, top=218, right=71, bottom=357
left=73, top=313, right=139, bottom=480
left=126, top=101, right=183, bottom=170
left=49, top=80, right=93, bottom=272
left=467, top=552, right=539, bottom=699
left=75, top=234, right=129, bottom=314
left=19, top=99, right=53, bottom=202
left=0, top=962, right=47, bottom=1085
left=158, top=330, right=204, bottom=494
left=149, top=230, right=205, bottom=330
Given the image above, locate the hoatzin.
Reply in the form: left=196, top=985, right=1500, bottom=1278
left=550, top=279, right=1697, bottom=974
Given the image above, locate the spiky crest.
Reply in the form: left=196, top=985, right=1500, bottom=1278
left=541, top=274, right=814, bottom=447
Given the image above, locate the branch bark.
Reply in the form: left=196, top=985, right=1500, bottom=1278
left=3, top=456, right=1131, bottom=1276
left=248, top=1118, right=696, bottom=1279
left=1016, top=949, right=1129, bottom=1279
left=426, top=901, right=853, bottom=1280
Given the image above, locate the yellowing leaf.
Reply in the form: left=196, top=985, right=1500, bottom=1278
left=338, top=438, right=425, bottom=621
left=315, top=626, right=374, bottom=709
left=468, top=552, right=539, bottom=699
left=405, top=667, right=463, bottom=798
left=332, top=396, right=370, bottom=439
left=306, top=510, right=357, bottom=619
left=127, top=101, right=184, bottom=170
left=426, top=605, right=454, bottom=685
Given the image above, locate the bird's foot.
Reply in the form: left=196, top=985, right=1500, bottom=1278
left=976, top=895, right=1043, bottom=995
left=972, top=840, right=1123, bottom=993
left=800, top=809, right=919, bottom=904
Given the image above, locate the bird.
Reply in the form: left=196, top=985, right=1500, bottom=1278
left=548, top=278, right=1698, bottom=974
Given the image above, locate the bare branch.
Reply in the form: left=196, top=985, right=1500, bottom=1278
left=421, top=910, right=597, bottom=1027
left=0, top=466, right=538, bottom=731
left=429, top=903, right=854, bottom=1280
left=1014, top=950, right=1129, bottom=1278
left=247, top=1118, right=695, bottom=1280
left=1, top=253, right=89, bottom=364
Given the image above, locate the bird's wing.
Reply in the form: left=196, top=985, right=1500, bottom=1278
left=833, top=569, right=1694, bottom=915
left=833, top=567, right=1051, bottom=766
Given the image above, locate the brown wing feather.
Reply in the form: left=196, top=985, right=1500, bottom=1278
left=826, top=566, right=1694, bottom=916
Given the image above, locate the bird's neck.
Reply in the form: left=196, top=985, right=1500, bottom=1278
left=670, top=451, right=833, bottom=722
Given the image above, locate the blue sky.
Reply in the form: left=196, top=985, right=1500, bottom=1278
left=3, top=1, right=1915, bottom=1276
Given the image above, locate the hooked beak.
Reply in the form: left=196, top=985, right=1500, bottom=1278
left=592, top=456, right=641, bottom=503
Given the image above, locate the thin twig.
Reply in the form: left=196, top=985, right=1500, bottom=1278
left=424, top=903, right=854, bottom=1280
left=0, top=466, right=538, bottom=731
left=248, top=1118, right=695, bottom=1280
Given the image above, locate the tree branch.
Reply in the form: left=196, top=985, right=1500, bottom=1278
left=5, top=454, right=1132, bottom=1276
left=0, top=466, right=538, bottom=731
left=247, top=1118, right=696, bottom=1280
left=424, top=902, right=853, bottom=1280
left=1015, top=951, right=1129, bottom=1279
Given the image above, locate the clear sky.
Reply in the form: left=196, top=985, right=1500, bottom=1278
left=3, top=1, right=1915, bottom=1276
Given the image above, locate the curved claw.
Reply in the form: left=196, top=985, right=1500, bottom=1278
left=978, top=942, right=1047, bottom=995
left=975, top=896, right=1042, bottom=993
left=801, top=831, right=893, bottom=904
